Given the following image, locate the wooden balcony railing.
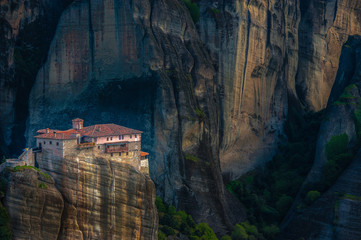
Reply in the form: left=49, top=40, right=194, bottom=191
left=105, top=146, right=128, bottom=153
left=77, top=142, right=96, bottom=148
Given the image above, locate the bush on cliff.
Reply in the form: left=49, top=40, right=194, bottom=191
left=183, top=0, right=200, bottom=23
left=0, top=203, right=12, bottom=240
left=156, top=197, right=217, bottom=239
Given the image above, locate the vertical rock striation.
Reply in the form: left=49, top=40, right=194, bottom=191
left=37, top=155, right=158, bottom=240
left=4, top=168, right=64, bottom=240
left=197, top=0, right=299, bottom=179
left=296, top=0, right=361, bottom=111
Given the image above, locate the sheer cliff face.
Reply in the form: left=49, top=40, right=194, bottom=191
left=0, top=0, right=72, bottom=155
left=4, top=157, right=158, bottom=240
left=296, top=0, right=361, bottom=111
left=5, top=169, right=64, bottom=240
left=197, top=0, right=299, bottom=179
left=26, top=0, right=242, bottom=233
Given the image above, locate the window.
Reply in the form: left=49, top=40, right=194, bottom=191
left=119, top=153, right=121, bottom=156
left=44, top=141, right=46, bottom=145
left=111, top=153, right=113, bottom=157
left=107, top=137, right=109, bottom=141
left=130, top=135, right=132, bottom=139
left=122, top=135, right=124, bottom=140
left=126, top=152, right=129, bottom=156
left=110, top=137, right=112, bottom=141
left=56, top=142, right=59, bottom=146
left=49, top=141, right=52, bottom=145
left=119, top=135, right=121, bottom=140
left=98, top=146, right=100, bottom=149
left=135, top=134, right=137, bottom=139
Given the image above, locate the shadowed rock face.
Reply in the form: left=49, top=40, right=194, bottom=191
left=5, top=169, right=64, bottom=240
left=280, top=150, right=361, bottom=240
left=280, top=36, right=361, bottom=240
left=0, top=0, right=72, bottom=156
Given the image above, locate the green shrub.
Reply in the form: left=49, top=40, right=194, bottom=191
left=306, top=190, right=321, bottom=204
left=38, top=183, right=47, bottom=189
left=262, top=225, right=280, bottom=239
left=276, top=195, right=293, bottom=215
left=231, top=224, right=248, bottom=240
left=158, top=230, right=167, bottom=240
left=0, top=204, right=12, bottom=240
left=325, top=133, right=348, bottom=160
left=210, top=8, right=220, bottom=14
left=194, top=223, right=218, bottom=240
left=183, top=0, right=200, bottom=23
left=221, top=235, right=232, bottom=240
left=185, top=154, right=200, bottom=163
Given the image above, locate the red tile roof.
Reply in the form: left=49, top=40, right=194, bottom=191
left=72, top=118, right=83, bottom=122
left=141, top=152, right=149, bottom=157
left=34, top=132, right=76, bottom=140
left=35, top=123, right=142, bottom=140
left=79, top=124, right=142, bottom=137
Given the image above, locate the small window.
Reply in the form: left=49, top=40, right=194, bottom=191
left=44, top=141, right=46, bottom=145
left=56, top=142, right=59, bottom=146
left=119, top=135, right=121, bottom=140
left=110, top=137, right=112, bottom=141
left=49, top=141, right=52, bottom=145
left=107, top=137, right=109, bottom=141
left=135, top=135, right=137, bottom=139
left=119, top=153, right=121, bottom=156
left=98, top=146, right=100, bottom=149
left=126, top=152, right=129, bottom=156
left=130, top=135, right=132, bottom=139
left=111, top=153, right=113, bottom=157
left=122, top=135, right=124, bottom=140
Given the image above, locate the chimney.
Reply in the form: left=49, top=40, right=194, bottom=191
left=72, top=118, right=84, bottom=130
left=46, top=128, right=49, bottom=133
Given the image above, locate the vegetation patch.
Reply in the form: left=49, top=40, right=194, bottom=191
left=185, top=154, right=200, bottom=163
left=183, top=0, right=200, bottom=23
left=0, top=203, right=12, bottom=240
left=12, top=165, right=51, bottom=179
left=195, top=108, right=206, bottom=121
left=210, top=8, right=220, bottom=14
left=38, top=183, right=47, bottom=189
left=305, top=190, right=321, bottom=205
left=156, top=197, right=217, bottom=239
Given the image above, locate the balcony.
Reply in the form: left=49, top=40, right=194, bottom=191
left=105, top=146, right=128, bottom=153
left=77, top=142, right=96, bottom=148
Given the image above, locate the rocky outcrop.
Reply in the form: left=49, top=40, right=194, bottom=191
left=5, top=168, right=64, bottom=240
left=305, top=36, right=361, bottom=184
left=36, top=154, right=158, bottom=240
left=280, top=36, right=361, bottom=239
left=26, top=0, right=243, bottom=233
left=296, top=0, right=361, bottom=111
left=4, top=155, right=158, bottom=240
left=197, top=0, right=299, bottom=179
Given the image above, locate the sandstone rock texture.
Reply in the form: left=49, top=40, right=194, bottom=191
left=197, top=0, right=298, bottom=179
left=296, top=0, right=361, bottom=111
left=39, top=155, right=158, bottom=240
left=4, top=168, right=64, bottom=240
left=3, top=155, right=158, bottom=240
